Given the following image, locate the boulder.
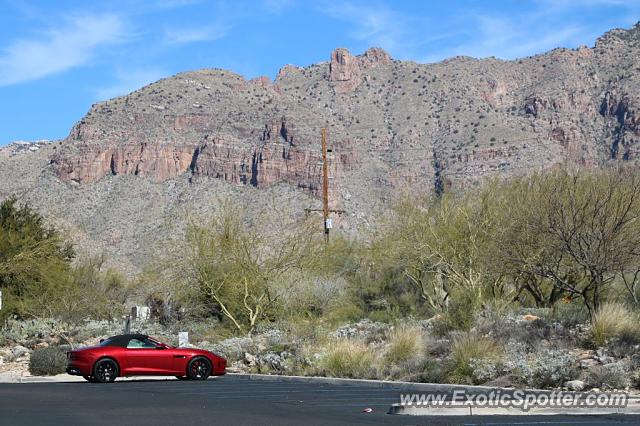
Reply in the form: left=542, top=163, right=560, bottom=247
left=9, top=345, right=29, bottom=361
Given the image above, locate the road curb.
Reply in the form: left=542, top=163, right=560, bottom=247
left=225, top=373, right=551, bottom=393
left=387, top=402, right=640, bottom=416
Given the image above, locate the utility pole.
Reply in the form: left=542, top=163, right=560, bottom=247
left=305, top=128, right=345, bottom=242
left=322, top=128, right=330, bottom=243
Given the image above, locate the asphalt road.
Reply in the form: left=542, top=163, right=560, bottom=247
left=0, top=376, right=639, bottom=425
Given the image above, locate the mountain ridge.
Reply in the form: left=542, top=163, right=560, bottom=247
left=1, top=23, right=640, bottom=274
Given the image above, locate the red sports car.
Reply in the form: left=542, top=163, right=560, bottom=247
left=66, top=334, right=226, bottom=383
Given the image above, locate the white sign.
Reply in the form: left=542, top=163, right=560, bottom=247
left=178, top=332, right=189, bottom=347
left=325, top=218, right=333, bottom=229
left=131, top=306, right=150, bottom=320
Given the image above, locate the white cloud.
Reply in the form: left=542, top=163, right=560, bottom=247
left=0, top=13, right=129, bottom=86
left=322, top=0, right=639, bottom=64
left=444, top=15, right=585, bottom=60
left=163, top=24, right=229, bottom=44
left=322, top=2, right=408, bottom=51
left=95, top=68, right=167, bottom=100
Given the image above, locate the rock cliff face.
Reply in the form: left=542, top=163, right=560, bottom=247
left=3, top=23, right=640, bottom=273
left=49, top=23, right=640, bottom=199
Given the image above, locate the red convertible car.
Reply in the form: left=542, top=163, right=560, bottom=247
left=66, top=334, right=226, bottom=383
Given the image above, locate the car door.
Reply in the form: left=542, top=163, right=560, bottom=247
left=124, top=338, right=172, bottom=374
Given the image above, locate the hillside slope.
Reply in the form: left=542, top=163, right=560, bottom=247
left=1, top=23, right=639, bottom=273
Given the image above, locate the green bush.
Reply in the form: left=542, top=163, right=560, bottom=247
left=29, top=346, right=68, bottom=376
left=432, top=290, right=482, bottom=336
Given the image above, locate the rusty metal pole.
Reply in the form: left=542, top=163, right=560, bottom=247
left=322, top=128, right=329, bottom=243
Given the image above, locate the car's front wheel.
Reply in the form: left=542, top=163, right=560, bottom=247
left=187, top=357, right=211, bottom=380
left=93, top=359, right=118, bottom=383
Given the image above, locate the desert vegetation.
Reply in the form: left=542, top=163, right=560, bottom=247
left=2, top=166, right=640, bottom=388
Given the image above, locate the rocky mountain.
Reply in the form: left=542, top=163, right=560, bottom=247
left=1, top=23, right=640, bottom=274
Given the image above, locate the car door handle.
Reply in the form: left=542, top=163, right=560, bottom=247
left=173, top=355, right=186, bottom=358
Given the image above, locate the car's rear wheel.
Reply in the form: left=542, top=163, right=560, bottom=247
left=187, top=357, right=211, bottom=380
left=83, top=376, right=98, bottom=383
left=93, top=358, right=118, bottom=383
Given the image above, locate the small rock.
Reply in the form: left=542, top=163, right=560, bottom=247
left=566, top=380, right=586, bottom=391
left=9, top=345, right=29, bottom=361
left=244, top=352, right=257, bottom=367
left=598, top=355, right=615, bottom=365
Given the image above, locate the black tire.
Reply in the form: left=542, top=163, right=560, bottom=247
left=93, top=358, right=118, bottom=383
left=175, top=376, right=190, bottom=380
left=187, top=357, right=211, bottom=380
left=83, top=376, right=98, bottom=383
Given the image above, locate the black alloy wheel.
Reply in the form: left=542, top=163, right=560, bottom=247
left=93, top=359, right=118, bottom=383
left=187, top=357, right=211, bottom=380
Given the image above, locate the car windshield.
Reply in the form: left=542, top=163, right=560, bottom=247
left=148, top=337, right=171, bottom=348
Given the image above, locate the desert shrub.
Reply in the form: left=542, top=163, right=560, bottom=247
left=329, top=319, right=389, bottom=343
left=416, top=358, right=447, bottom=383
left=527, top=349, right=577, bottom=388
left=318, top=339, right=379, bottom=379
left=630, top=370, right=640, bottom=389
left=448, top=332, right=500, bottom=383
left=185, top=201, right=320, bottom=333
left=586, top=363, right=629, bottom=390
left=432, top=291, right=483, bottom=337
left=476, top=310, right=553, bottom=348
left=278, top=274, right=347, bottom=319
left=591, top=302, right=640, bottom=347
left=468, top=357, right=500, bottom=384
left=549, top=302, right=589, bottom=329
left=29, top=346, right=68, bottom=376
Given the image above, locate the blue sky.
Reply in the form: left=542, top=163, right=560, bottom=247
left=1, top=0, right=639, bottom=146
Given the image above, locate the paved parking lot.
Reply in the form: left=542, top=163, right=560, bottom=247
left=0, top=376, right=639, bottom=425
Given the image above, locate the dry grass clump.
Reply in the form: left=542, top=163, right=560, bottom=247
left=449, top=332, right=501, bottom=381
left=384, top=325, right=424, bottom=365
left=318, top=339, right=379, bottom=379
left=591, top=302, right=640, bottom=347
